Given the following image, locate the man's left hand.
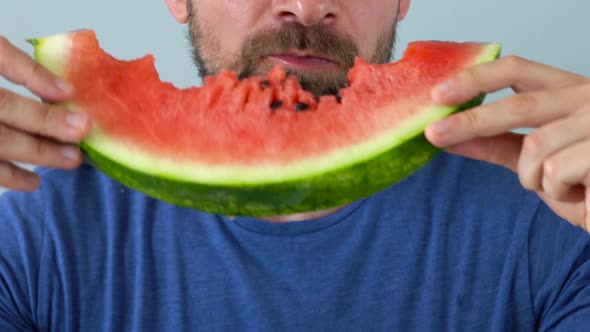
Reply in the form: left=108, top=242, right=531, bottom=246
left=425, top=55, right=590, bottom=232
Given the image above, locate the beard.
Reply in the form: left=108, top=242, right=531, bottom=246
left=186, top=2, right=398, bottom=97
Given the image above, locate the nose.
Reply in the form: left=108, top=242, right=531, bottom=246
left=272, top=0, right=338, bottom=26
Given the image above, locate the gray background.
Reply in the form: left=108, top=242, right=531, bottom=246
left=1, top=0, right=589, bottom=193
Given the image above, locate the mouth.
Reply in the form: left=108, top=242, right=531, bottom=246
left=266, top=52, right=338, bottom=71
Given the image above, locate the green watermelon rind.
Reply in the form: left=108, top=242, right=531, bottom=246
left=78, top=43, right=502, bottom=186
left=78, top=94, right=485, bottom=216
left=80, top=102, right=457, bottom=185
left=30, top=33, right=500, bottom=215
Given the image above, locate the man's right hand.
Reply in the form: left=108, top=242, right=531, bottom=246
left=0, top=36, right=91, bottom=192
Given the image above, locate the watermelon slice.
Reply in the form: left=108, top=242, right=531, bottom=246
left=29, top=30, right=501, bottom=216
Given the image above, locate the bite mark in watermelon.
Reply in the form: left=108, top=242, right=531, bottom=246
left=29, top=30, right=501, bottom=216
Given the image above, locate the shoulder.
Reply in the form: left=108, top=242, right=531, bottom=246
left=389, top=151, right=590, bottom=245
left=370, top=152, right=580, bottom=254
left=1, top=163, right=130, bottom=217
left=0, top=162, right=220, bottom=235
left=383, top=151, right=540, bottom=212
left=0, top=164, right=124, bottom=330
left=0, top=162, right=160, bottom=232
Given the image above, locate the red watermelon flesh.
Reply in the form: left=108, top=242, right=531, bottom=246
left=64, top=30, right=486, bottom=166
left=30, top=29, right=500, bottom=215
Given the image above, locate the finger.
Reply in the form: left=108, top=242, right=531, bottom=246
left=535, top=188, right=586, bottom=230
left=426, top=84, right=589, bottom=148
left=0, top=89, right=90, bottom=142
left=0, top=124, right=84, bottom=169
left=0, top=36, right=73, bottom=101
left=0, top=160, right=40, bottom=192
left=442, top=133, right=523, bottom=173
left=518, top=107, right=590, bottom=191
left=540, top=139, right=590, bottom=200
left=537, top=186, right=585, bottom=205
left=432, top=55, right=589, bottom=105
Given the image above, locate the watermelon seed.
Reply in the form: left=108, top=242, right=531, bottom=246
left=336, top=92, right=342, bottom=103
left=271, top=100, right=283, bottom=110
left=294, top=103, right=310, bottom=112
left=237, top=72, right=249, bottom=80
left=260, top=80, right=270, bottom=88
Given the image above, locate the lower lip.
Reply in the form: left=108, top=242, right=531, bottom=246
left=267, top=54, right=337, bottom=71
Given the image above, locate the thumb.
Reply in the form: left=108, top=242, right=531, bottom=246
left=442, top=133, right=524, bottom=173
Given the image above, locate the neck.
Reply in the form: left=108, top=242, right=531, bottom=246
left=258, top=205, right=348, bottom=223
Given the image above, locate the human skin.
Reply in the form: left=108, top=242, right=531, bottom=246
left=165, top=0, right=590, bottom=228
left=179, top=0, right=410, bottom=97
left=165, top=0, right=411, bottom=222
left=0, top=1, right=588, bottom=231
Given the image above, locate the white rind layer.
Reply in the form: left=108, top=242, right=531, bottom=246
left=36, top=34, right=501, bottom=185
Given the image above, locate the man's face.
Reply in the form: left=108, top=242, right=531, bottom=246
left=171, top=0, right=409, bottom=96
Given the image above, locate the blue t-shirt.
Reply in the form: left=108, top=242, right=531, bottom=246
left=1, top=153, right=589, bottom=331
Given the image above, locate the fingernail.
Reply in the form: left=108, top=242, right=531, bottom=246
left=55, top=78, right=74, bottom=94
left=62, top=146, right=80, bottom=161
left=433, top=79, right=456, bottom=100
left=66, top=112, right=87, bottom=130
left=431, top=120, right=450, bottom=136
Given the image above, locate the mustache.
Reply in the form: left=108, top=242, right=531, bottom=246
left=236, top=22, right=361, bottom=77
